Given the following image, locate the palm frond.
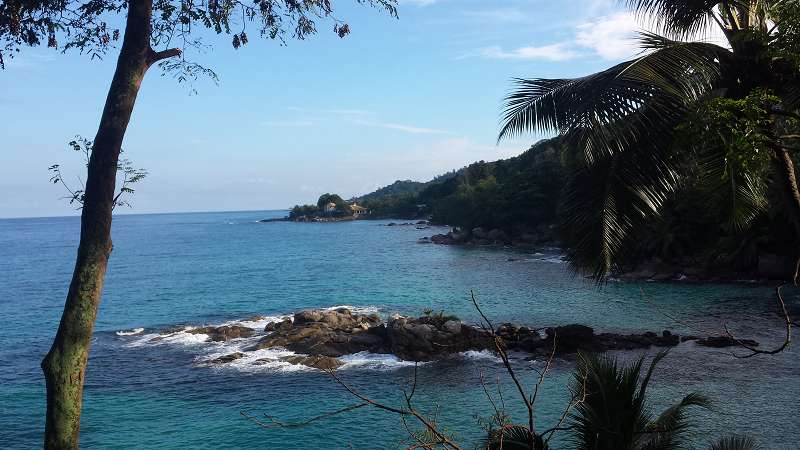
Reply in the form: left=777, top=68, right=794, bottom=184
left=558, top=139, right=679, bottom=279
left=569, top=352, right=650, bottom=449
left=482, top=425, right=548, bottom=450
left=639, top=392, right=711, bottom=450
left=622, top=0, right=725, bottom=40
left=709, top=435, right=760, bottom=450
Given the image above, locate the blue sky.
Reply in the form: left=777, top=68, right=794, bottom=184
left=0, top=0, right=647, bottom=218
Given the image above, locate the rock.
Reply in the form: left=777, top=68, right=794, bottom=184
left=546, top=324, right=595, bottom=352
left=294, top=309, right=324, bottom=325
left=265, top=318, right=293, bottom=332
left=696, top=335, right=759, bottom=348
left=280, top=355, right=344, bottom=370
left=488, top=228, right=509, bottom=244
left=450, top=229, right=470, bottom=243
left=408, top=324, right=436, bottom=341
left=430, top=234, right=456, bottom=245
left=472, top=227, right=488, bottom=239
left=417, top=237, right=432, bottom=244
left=248, top=309, right=386, bottom=357
left=443, top=320, right=462, bottom=334
left=416, top=220, right=428, bottom=225
left=187, top=325, right=254, bottom=342
left=209, top=352, right=245, bottom=364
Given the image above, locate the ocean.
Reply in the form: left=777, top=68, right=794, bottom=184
left=1, top=210, right=797, bottom=449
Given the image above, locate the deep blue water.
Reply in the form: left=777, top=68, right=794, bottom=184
left=1, top=211, right=798, bottom=449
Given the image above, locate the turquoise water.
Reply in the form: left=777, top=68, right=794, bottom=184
left=1, top=211, right=797, bottom=449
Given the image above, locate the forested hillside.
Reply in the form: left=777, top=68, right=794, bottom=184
left=359, top=137, right=797, bottom=278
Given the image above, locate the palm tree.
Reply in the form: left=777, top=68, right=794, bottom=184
left=499, top=1, right=800, bottom=279
left=568, top=351, right=758, bottom=450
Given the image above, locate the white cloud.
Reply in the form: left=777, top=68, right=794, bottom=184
left=575, top=12, right=640, bottom=60
left=478, top=43, right=579, bottom=62
left=355, top=120, right=452, bottom=135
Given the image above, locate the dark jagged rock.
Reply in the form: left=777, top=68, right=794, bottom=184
left=247, top=308, right=383, bottom=357
left=696, top=335, right=759, bottom=348
left=209, top=352, right=245, bottom=364
left=187, top=325, right=254, bottom=342
left=230, top=308, right=755, bottom=364
left=264, top=318, right=293, bottom=332
left=280, top=355, right=344, bottom=370
left=385, top=315, right=491, bottom=361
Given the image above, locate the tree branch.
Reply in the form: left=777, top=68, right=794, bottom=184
left=148, top=47, right=182, bottom=64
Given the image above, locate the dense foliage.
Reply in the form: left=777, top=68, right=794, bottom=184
left=498, top=0, right=800, bottom=279
left=361, top=138, right=564, bottom=232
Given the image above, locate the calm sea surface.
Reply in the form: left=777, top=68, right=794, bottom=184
left=1, top=211, right=798, bottom=449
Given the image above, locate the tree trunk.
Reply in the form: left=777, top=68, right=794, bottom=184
left=41, top=0, right=154, bottom=448
left=772, top=145, right=800, bottom=245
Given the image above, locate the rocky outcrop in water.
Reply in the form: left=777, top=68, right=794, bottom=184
left=424, top=225, right=556, bottom=248
left=233, top=308, right=749, bottom=364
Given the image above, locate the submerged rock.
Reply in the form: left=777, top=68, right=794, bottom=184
left=209, top=352, right=245, bottom=364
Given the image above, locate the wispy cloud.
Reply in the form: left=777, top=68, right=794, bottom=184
left=261, top=120, right=315, bottom=127
left=477, top=43, right=578, bottom=62
left=355, top=120, right=452, bottom=135
left=287, top=106, right=371, bottom=116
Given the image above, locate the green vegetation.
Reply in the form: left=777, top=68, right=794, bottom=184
left=498, top=0, right=800, bottom=279
left=289, top=193, right=356, bottom=220
left=482, top=352, right=755, bottom=450
left=360, top=138, right=564, bottom=232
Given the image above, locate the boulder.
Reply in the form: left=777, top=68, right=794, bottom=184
left=187, top=325, right=254, bottom=342
left=264, top=318, right=293, bottom=332
left=294, top=310, right=324, bottom=325
left=472, top=227, right=488, bottom=239
left=696, top=335, right=759, bottom=348
left=430, top=234, right=456, bottom=245
left=280, top=355, right=344, bottom=370
left=248, top=309, right=386, bottom=357
left=546, top=324, right=595, bottom=352
left=488, top=228, right=509, bottom=244
left=209, top=352, right=245, bottom=364
left=443, top=320, right=462, bottom=334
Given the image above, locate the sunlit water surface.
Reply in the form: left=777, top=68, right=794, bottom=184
left=1, top=211, right=797, bottom=449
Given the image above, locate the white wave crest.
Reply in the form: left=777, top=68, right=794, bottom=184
left=339, top=351, right=418, bottom=370
left=459, top=350, right=501, bottom=361
left=115, top=327, right=144, bottom=336
left=324, top=305, right=381, bottom=315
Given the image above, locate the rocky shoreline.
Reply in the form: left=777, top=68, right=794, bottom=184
left=420, top=225, right=555, bottom=248
left=186, top=308, right=756, bottom=370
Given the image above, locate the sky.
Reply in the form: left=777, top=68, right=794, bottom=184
left=1, top=0, right=654, bottom=218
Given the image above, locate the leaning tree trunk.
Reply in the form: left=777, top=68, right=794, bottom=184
left=772, top=145, right=800, bottom=245
left=40, top=0, right=167, bottom=447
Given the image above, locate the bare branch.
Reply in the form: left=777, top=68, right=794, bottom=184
left=724, top=283, right=795, bottom=358
left=239, top=403, right=368, bottom=429
left=148, top=47, right=182, bottom=64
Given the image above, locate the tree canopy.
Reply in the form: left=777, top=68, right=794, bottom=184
left=0, top=0, right=397, bottom=73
